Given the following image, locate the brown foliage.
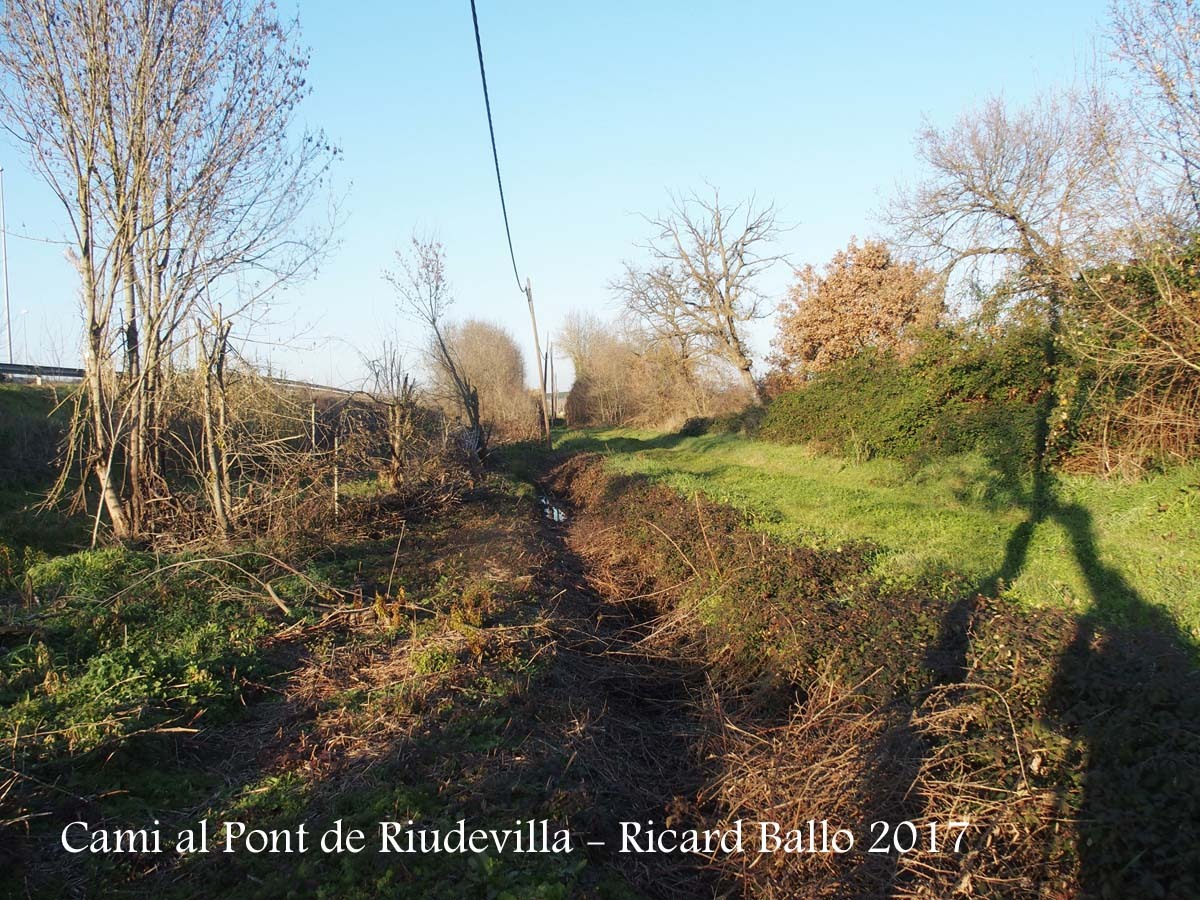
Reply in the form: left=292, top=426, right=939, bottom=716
left=771, top=239, right=941, bottom=383
left=618, top=188, right=785, bottom=404
left=560, top=312, right=751, bottom=428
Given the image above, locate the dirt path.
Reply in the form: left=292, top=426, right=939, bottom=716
left=525, top=486, right=720, bottom=896
left=78, top=476, right=726, bottom=899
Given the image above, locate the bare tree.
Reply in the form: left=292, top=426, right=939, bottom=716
left=557, top=310, right=608, bottom=379
left=197, top=310, right=234, bottom=538
left=887, top=90, right=1126, bottom=485
left=1111, top=0, right=1200, bottom=223
left=614, top=266, right=708, bottom=409
left=560, top=321, right=642, bottom=426
left=618, top=188, right=785, bottom=405
left=0, top=0, right=337, bottom=539
left=363, top=339, right=422, bottom=490
left=384, top=235, right=485, bottom=459
left=557, top=311, right=632, bottom=423
left=1096, top=0, right=1200, bottom=380
left=889, top=92, right=1118, bottom=314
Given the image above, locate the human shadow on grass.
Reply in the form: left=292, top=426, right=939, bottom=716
left=923, top=404, right=1200, bottom=898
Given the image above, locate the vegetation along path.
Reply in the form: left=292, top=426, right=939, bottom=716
left=3, top=435, right=719, bottom=897
left=4, top=389, right=1200, bottom=898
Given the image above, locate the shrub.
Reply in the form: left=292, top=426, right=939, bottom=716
left=771, top=238, right=942, bottom=382
left=760, top=352, right=932, bottom=458
left=1065, top=242, right=1200, bottom=473
left=759, top=325, right=1051, bottom=467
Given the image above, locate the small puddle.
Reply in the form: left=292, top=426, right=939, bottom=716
left=539, top=495, right=568, bottom=523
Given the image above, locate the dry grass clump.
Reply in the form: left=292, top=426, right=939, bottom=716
left=704, top=673, right=1075, bottom=899
left=896, top=684, right=1076, bottom=898
left=275, top=601, right=549, bottom=782
left=702, top=673, right=919, bottom=899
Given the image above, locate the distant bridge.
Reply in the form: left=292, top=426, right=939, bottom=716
left=0, top=362, right=84, bottom=381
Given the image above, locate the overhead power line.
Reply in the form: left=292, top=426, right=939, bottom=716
left=2, top=227, right=73, bottom=247
left=466, top=1, right=552, bottom=447
left=468, top=0, right=523, bottom=293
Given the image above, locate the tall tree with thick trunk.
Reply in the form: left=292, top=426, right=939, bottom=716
left=889, top=90, right=1119, bottom=494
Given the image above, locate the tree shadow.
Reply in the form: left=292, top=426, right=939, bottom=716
left=553, top=429, right=695, bottom=457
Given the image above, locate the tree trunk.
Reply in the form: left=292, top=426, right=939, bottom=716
left=198, top=317, right=232, bottom=538
left=85, top=337, right=132, bottom=541
left=740, top=364, right=765, bottom=406
left=80, top=195, right=132, bottom=541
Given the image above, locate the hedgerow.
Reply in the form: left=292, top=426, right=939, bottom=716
left=759, top=325, right=1051, bottom=467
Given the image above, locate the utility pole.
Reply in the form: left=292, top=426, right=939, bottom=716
left=542, top=333, right=549, bottom=426
left=1, top=167, right=12, bottom=364
left=524, top=278, right=552, bottom=449
left=549, top=342, right=557, bottom=424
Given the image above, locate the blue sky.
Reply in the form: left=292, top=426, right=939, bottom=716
left=1, top=0, right=1108, bottom=386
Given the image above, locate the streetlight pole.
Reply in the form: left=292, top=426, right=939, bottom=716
left=0, top=166, right=12, bottom=364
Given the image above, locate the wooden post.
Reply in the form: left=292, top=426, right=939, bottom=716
left=524, top=278, right=552, bottom=448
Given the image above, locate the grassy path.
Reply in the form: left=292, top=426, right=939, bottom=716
left=552, top=428, right=1200, bottom=642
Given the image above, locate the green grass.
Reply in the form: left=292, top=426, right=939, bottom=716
left=1, top=547, right=281, bottom=760
left=555, top=428, right=1200, bottom=642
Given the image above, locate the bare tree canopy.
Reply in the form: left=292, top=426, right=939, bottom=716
left=385, top=234, right=486, bottom=458
left=557, top=310, right=609, bottom=379
left=558, top=311, right=750, bottom=427
left=0, top=0, right=338, bottom=539
left=889, top=77, right=1198, bottom=471
left=617, top=188, right=785, bottom=404
left=889, top=92, right=1120, bottom=316
left=1111, top=0, right=1200, bottom=223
